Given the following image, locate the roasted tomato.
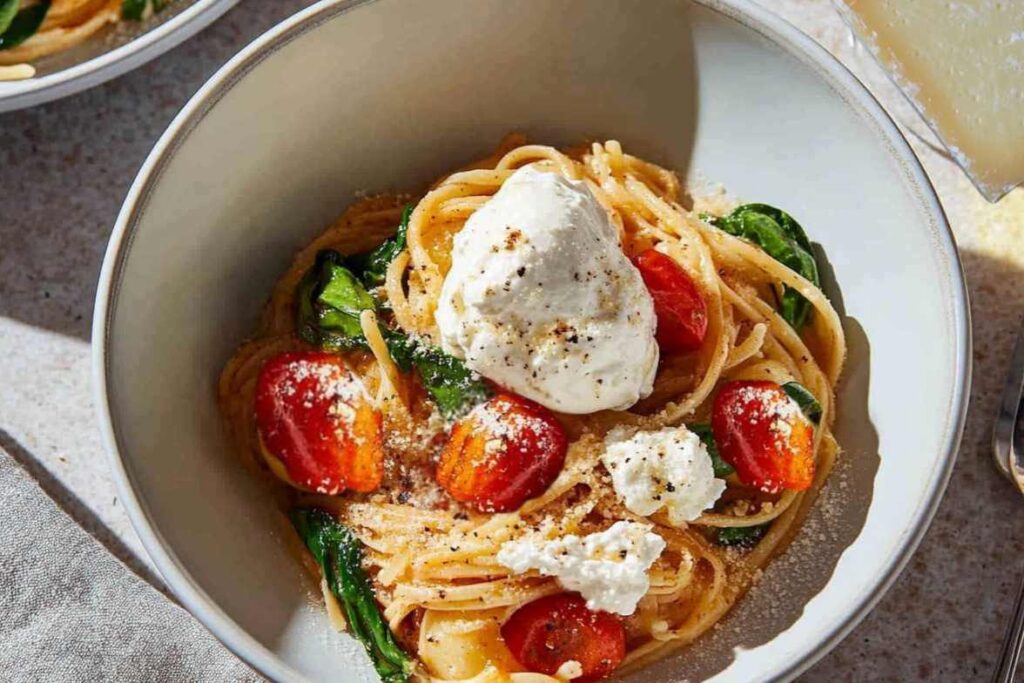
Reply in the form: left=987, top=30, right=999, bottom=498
left=435, top=393, right=567, bottom=512
left=633, top=248, right=708, bottom=353
left=711, top=380, right=814, bottom=493
left=502, top=594, right=626, bottom=682
left=255, top=351, right=384, bottom=494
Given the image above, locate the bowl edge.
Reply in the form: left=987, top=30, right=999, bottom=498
left=91, top=1, right=973, bottom=681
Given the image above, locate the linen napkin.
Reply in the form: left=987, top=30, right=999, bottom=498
left=0, top=446, right=261, bottom=682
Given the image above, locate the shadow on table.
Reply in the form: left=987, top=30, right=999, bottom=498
left=0, top=428, right=169, bottom=594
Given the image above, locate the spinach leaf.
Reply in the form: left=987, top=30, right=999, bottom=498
left=705, top=204, right=820, bottom=330
left=382, top=331, right=416, bottom=374
left=0, top=0, right=50, bottom=50
left=782, top=381, right=822, bottom=425
left=122, top=0, right=169, bottom=21
left=0, top=0, right=20, bottom=37
left=410, top=344, right=492, bottom=418
left=348, top=204, right=413, bottom=288
left=290, top=508, right=415, bottom=683
left=297, top=249, right=490, bottom=417
left=740, top=203, right=814, bottom=254
left=690, top=423, right=734, bottom=478
left=121, top=0, right=146, bottom=20
left=318, top=261, right=377, bottom=334
left=297, top=250, right=376, bottom=349
left=716, top=524, right=769, bottom=548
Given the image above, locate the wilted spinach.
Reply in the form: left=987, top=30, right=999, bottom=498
left=121, top=0, right=169, bottom=22
left=0, top=0, right=50, bottom=50
left=290, top=508, right=415, bottom=683
left=716, top=523, right=769, bottom=548
left=296, top=248, right=490, bottom=418
left=782, top=381, right=822, bottom=425
left=689, top=423, right=735, bottom=478
left=705, top=204, right=820, bottom=330
left=347, top=204, right=413, bottom=288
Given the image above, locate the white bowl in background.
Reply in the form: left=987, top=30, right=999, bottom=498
left=0, top=0, right=237, bottom=113
left=93, top=0, right=970, bottom=681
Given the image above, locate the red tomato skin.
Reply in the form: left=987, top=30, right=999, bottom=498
left=436, top=393, right=567, bottom=512
left=711, top=380, right=814, bottom=493
left=255, top=351, right=384, bottom=494
left=633, top=249, right=708, bottom=353
left=502, top=593, right=626, bottom=682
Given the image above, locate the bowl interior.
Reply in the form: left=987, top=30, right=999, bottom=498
left=97, top=0, right=967, bottom=681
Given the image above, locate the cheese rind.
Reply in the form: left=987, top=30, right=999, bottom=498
left=843, top=0, right=1024, bottom=198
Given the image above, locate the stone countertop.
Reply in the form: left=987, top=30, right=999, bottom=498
left=0, top=0, right=1021, bottom=680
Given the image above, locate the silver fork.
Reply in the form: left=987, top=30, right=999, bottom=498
left=992, top=317, right=1024, bottom=683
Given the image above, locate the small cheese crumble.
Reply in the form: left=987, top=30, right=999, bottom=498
left=554, top=661, right=584, bottom=681
left=601, top=425, right=725, bottom=525
left=496, top=521, right=665, bottom=616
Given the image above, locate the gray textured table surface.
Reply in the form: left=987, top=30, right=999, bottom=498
left=1, top=1, right=1022, bottom=681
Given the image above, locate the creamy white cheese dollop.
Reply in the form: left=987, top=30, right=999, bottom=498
left=435, top=166, right=658, bottom=414
left=495, top=521, right=665, bottom=616
left=601, top=425, right=726, bottom=525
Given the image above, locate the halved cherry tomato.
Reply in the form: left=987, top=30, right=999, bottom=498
left=502, top=593, right=625, bottom=682
left=633, top=248, right=708, bottom=353
left=255, top=351, right=384, bottom=494
left=711, top=380, right=814, bottom=493
left=435, top=393, right=567, bottom=512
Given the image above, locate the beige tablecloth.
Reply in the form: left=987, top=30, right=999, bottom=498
left=0, top=447, right=259, bottom=681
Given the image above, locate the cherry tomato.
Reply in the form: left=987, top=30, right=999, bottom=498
left=435, top=393, right=567, bottom=512
left=502, top=594, right=626, bottom=682
left=711, top=380, right=814, bottom=493
left=633, top=248, right=708, bottom=353
left=255, top=351, right=384, bottom=494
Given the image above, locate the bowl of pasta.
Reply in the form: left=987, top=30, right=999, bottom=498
left=93, top=0, right=970, bottom=681
left=0, top=0, right=236, bottom=112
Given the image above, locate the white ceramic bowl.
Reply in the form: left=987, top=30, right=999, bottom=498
left=94, top=0, right=971, bottom=681
left=0, top=0, right=237, bottom=113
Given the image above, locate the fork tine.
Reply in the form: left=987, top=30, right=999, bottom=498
left=1011, top=396, right=1024, bottom=494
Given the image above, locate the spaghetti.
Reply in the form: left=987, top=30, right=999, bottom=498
left=219, top=136, right=846, bottom=682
